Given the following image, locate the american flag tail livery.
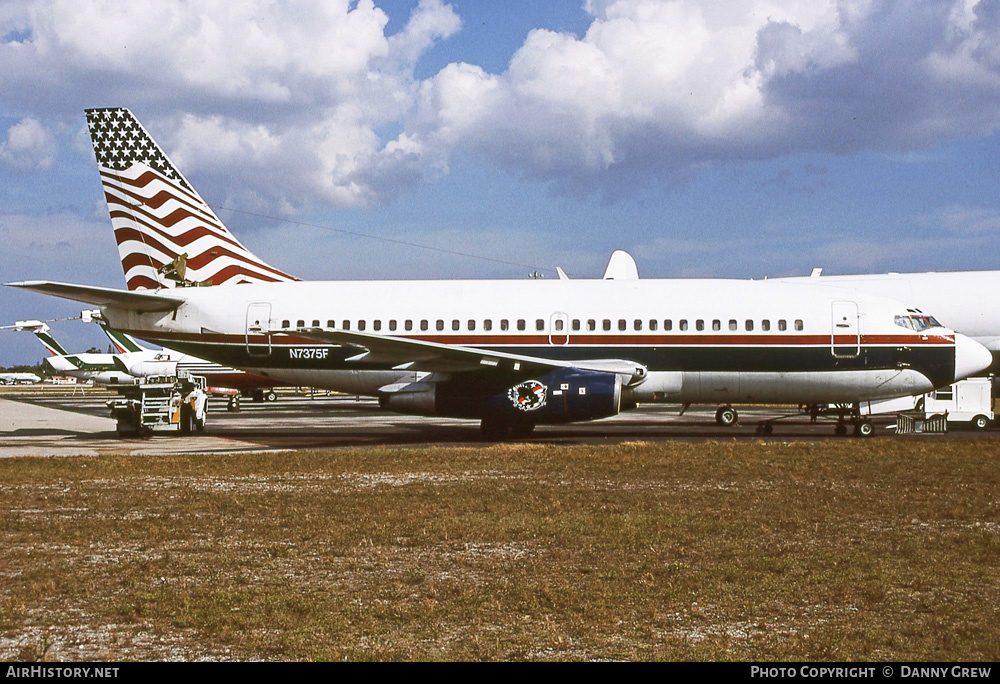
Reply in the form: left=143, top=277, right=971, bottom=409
left=85, top=108, right=296, bottom=291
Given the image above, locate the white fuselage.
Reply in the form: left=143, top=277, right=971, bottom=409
left=97, top=276, right=979, bottom=410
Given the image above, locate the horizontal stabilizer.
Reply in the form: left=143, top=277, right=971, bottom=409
left=6, top=281, right=185, bottom=312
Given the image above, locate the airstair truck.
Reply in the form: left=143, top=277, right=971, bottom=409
left=108, top=371, right=208, bottom=437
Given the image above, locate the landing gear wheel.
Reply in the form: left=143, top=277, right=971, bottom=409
left=480, top=416, right=510, bottom=441
left=509, top=422, right=535, bottom=439
left=716, top=406, right=738, bottom=427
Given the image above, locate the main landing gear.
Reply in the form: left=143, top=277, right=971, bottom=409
left=715, top=405, right=739, bottom=427
left=480, top=415, right=536, bottom=441
left=754, top=403, right=874, bottom=438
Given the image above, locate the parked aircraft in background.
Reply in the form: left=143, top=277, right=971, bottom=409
left=779, top=270, right=1000, bottom=373
left=6, top=108, right=993, bottom=437
left=13, top=314, right=278, bottom=406
left=0, top=371, right=41, bottom=385
left=13, top=319, right=136, bottom=385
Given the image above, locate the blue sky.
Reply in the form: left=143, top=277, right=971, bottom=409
left=2, top=0, right=999, bottom=365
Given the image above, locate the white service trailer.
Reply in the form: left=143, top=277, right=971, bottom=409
left=862, top=376, right=994, bottom=430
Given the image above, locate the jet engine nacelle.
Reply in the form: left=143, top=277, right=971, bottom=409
left=380, top=368, right=627, bottom=424
left=487, top=367, right=626, bottom=424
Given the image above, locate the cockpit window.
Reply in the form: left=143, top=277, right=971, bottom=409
left=895, top=314, right=942, bottom=331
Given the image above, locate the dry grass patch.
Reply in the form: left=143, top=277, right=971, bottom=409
left=0, top=440, right=998, bottom=660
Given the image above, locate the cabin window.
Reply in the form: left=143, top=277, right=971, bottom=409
left=282, top=320, right=290, bottom=329
left=484, top=319, right=493, bottom=331
left=761, top=320, right=770, bottom=331
left=536, top=319, right=545, bottom=331
left=327, top=320, right=335, bottom=328
left=357, top=320, right=366, bottom=331
left=696, top=320, right=705, bottom=331
left=588, top=319, right=596, bottom=331
left=618, top=319, right=627, bottom=331
left=778, top=320, right=787, bottom=331
left=745, top=320, right=753, bottom=332
left=634, top=319, right=642, bottom=331
left=664, top=320, right=672, bottom=331
left=342, top=320, right=350, bottom=330
left=420, top=320, right=428, bottom=331
left=729, top=320, right=737, bottom=331
left=312, top=319, right=319, bottom=327
left=436, top=320, right=444, bottom=331
left=389, top=320, right=397, bottom=331
left=297, top=319, right=305, bottom=328
left=468, top=320, right=476, bottom=331
left=373, top=320, right=381, bottom=331
left=405, top=320, right=413, bottom=331
left=679, top=320, right=688, bottom=331
left=794, top=319, right=804, bottom=331
left=554, top=319, right=564, bottom=331
left=649, top=320, right=658, bottom=331
left=603, top=320, right=611, bottom=331
left=517, top=319, right=526, bottom=331
left=712, top=320, right=721, bottom=331
left=572, top=319, right=581, bottom=331
left=501, top=319, right=509, bottom=331
left=452, top=320, right=460, bottom=331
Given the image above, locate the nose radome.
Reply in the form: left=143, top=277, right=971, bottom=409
left=954, top=333, right=994, bottom=382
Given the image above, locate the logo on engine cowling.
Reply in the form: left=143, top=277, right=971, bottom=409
left=508, top=380, right=547, bottom=411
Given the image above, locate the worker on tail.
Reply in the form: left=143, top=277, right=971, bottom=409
left=85, top=108, right=296, bottom=291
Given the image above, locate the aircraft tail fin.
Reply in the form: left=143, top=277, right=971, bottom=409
left=14, top=321, right=69, bottom=356
left=84, top=108, right=297, bottom=290
left=101, top=324, right=149, bottom=354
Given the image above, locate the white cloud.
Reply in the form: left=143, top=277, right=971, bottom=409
left=403, top=0, right=1000, bottom=193
left=0, top=118, right=55, bottom=169
left=0, top=0, right=998, bottom=207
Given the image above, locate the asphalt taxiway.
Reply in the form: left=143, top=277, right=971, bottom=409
left=1, top=387, right=996, bottom=457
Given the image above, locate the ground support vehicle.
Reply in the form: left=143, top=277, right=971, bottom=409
left=108, top=372, right=208, bottom=437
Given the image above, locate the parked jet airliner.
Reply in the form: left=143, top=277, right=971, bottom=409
left=6, top=108, right=993, bottom=437
left=779, top=271, right=1000, bottom=373
left=16, top=315, right=278, bottom=405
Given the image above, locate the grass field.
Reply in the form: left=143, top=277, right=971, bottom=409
left=0, top=439, right=998, bottom=661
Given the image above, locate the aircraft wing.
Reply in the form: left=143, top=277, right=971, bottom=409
left=5, top=281, right=185, bottom=312
left=287, top=327, right=647, bottom=380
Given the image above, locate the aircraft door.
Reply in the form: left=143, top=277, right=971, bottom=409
left=245, top=302, right=272, bottom=357
left=549, top=312, right=569, bottom=345
left=831, top=301, right=860, bottom=358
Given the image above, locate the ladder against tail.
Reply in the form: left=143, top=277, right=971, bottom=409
left=85, top=108, right=296, bottom=291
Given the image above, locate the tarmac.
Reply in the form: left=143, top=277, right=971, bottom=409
left=1, top=386, right=996, bottom=457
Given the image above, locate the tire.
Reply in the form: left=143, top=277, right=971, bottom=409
left=717, top=406, right=738, bottom=427
left=480, top=415, right=510, bottom=441
left=179, top=405, right=193, bottom=434
left=264, top=390, right=277, bottom=402
left=973, top=415, right=990, bottom=430
left=856, top=421, right=874, bottom=437
left=835, top=423, right=848, bottom=436
left=509, top=421, right=535, bottom=439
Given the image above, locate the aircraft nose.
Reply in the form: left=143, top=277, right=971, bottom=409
left=954, top=333, right=993, bottom=382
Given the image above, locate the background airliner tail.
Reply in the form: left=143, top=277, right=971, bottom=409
left=85, top=108, right=296, bottom=291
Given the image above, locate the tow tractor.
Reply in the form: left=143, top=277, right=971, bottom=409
left=108, top=371, right=209, bottom=437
